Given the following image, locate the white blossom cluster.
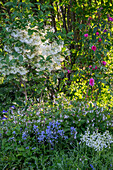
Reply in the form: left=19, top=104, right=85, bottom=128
left=81, top=128, right=113, bottom=151
left=1, top=25, right=70, bottom=77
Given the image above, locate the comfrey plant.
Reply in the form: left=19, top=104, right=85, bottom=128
left=81, top=128, right=113, bottom=152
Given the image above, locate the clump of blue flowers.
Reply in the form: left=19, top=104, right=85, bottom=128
left=33, top=121, right=68, bottom=146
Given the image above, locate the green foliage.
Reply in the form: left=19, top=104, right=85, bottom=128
left=0, top=0, right=113, bottom=108
left=0, top=1, right=113, bottom=168
left=0, top=98, right=113, bottom=169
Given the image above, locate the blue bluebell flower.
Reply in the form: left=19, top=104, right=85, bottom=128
left=70, top=127, right=77, bottom=135
left=90, top=164, right=95, bottom=170
left=56, top=121, right=60, bottom=126
left=26, top=146, right=29, bottom=149
left=47, top=125, right=51, bottom=129
left=12, top=131, right=16, bottom=134
left=2, top=116, right=7, bottom=120
left=55, top=121, right=61, bottom=129
left=54, top=136, right=58, bottom=140
left=38, top=131, right=45, bottom=142
left=22, top=132, right=27, bottom=140
left=46, top=128, right=50, bottom=135
left=8, top=137, right=15, bottom=141
left=2, top=116, right=7, bottom=124
left=33, top=125, right=38, bottom=132
left=49, top=122, right=53, bottom=126
left=10, top=105, right=15, bottom=109
left=64, top=136, right=68, bottom=139
left=2, top=110, right=8, bottom=114
left=57, top=129, right=64, bottom=137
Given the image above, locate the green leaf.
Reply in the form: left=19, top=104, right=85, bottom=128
left=39, top=55, right=45, bottom=60
left=53, top=75, right=57, bottom=84
left=4, top=2, right=13, bottom=6
left=93, top=26, right=98, bottom=33
left=19, top=55, right=23, bottom=62
left=17, top=147, right=25, bottom=151
left=67, top=32, right=74, bottom=39
left=5, top=55, right=9, bottom=63
left=101, top=79, right=107, bottom=84
left=12, top=11, right=18, bottom=19
left=60, top=71, right=64, bottom=78
left=46, top=55, right=52, bottom=61
left=28, top=29, right=34, bottom=36
left=16, top=154, right=23, bottom=157
left=67, top=32, right=74, bottom=36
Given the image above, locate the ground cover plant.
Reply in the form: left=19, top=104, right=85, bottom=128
left=0, top=96, right=113, bottom=169
left=0, top=0, right=113, bottom=169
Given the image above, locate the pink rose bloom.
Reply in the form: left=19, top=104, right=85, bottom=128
left=89, top=65, right=92, bottom=68
left=91, top=46, right=96, bottom=51
left=96, top=32, right=99, bottom=36
left=84, top=34, right=88, bottom=37
left=92, top=67, right=95, bottom=70
left=89, top=78, right=94, bottom=86
left=67, top=70, right=70, bottom=73
left=102, top=61, right=106, bottom=66
left=98, top=38, right=102, bottom=42
left=95, top=66, right=97, bottom=69
left=109, top=17, right=113, bottom=21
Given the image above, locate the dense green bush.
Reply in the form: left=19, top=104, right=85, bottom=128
left=0, top=0, right=113, bottom=110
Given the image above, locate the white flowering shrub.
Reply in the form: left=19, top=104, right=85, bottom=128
left=81, top=128, right=113, bottom=152
left=1, top=25, right=69, bottom=77
left=0, top=24, right=70, bottom=107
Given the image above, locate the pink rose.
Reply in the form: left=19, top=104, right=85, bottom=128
left=84, top=34, right=88, bottom=37
left=67, top=70, right=70, bottom=73
left=91, top=46, right=96, bottom=51
left=109, top=17, right=113, bottom=21
left=98, top=38, right=102, bottom=42
left=102, top=61, right=106, bottom=66
left=89, top=65, right=92, bottom=68
left=95, top=66, right=97, bottom=69
left=92, top=67, right=95, bottom=70
left=89, top=78, right=94, bottom=86
left=96, top=32, right=99, bottom=36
